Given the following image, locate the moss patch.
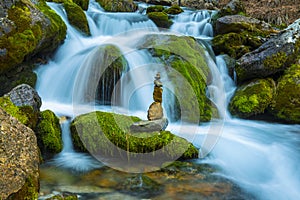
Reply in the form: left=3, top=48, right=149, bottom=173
left=35, top=110, right=63, bottom=159
left=70, top=111, right=198, bottom=160
left=0, top=96, right=29, bottom=124
left=271, top=64, right=300, bottom=123
left=96, top=0, right=137, bottom=12
left=166, top=5, right=183, bottom=15
left=140, top=34, right=215, bottom=122
left=229, top=78, right=276, bottom=118
left=147, top=12, right=173, bottom=29
left=8, top=175, right=39, bottom=200
left=64, top=2, right=90, bottom=35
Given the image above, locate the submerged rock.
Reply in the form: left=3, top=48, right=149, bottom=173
left=0, top=107, right=39, bottom=200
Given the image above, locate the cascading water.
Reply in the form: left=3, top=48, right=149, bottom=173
left=35, top=2, right=300, bottom=200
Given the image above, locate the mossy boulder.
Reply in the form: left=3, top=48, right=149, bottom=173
left=96, top=0, right=137, bottom=12
left=166, top=5, right=183, bottom=15
left=146, top=5, right=165, bottom=14
left=236, top=19, right=300, bottom=83
left=35, top=110, right=63, bottom=159
left=73, top=0, right=89, bottom=10
left=139, top=34, right=215, bottom=122
left=0, top=0, right=66, bottom=75
left=218, top=0, right=245, bottom=17
left=64, top=1, right=90, bottom=35
left=270, top=64, right=300, bottom=123
left=0, top=96, right=38, bottom=129
left=147, top=12, right=173, bottom=28
left=229, top=78, right=276, bottom=118
left=70, top=111, right=198, bottom=162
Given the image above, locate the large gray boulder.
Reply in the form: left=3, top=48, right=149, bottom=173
left=5, top=84, right=42, bottom=111
left=236, top=19, right=300, bottom=83
left=0, top=107, right=40, bottom=199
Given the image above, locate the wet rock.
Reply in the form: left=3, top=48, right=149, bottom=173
left=236, top=19, right=300, bottom=83
left=130, top=118, right=168, bottom=132
left=218, top=0, right=245, bottom=16
left=96, top=0, right=137, bottom=12
left=5, top=84, right=41, bottom=111
left=0, top=107, right=39, bottom=200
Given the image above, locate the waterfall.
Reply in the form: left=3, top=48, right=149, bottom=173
left=35, top=2, right=300, bottom=200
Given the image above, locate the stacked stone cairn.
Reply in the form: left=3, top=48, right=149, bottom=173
left=130, top=72, right=168, bottom=132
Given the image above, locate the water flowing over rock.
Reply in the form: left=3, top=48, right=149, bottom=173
left=236, top=19, right=300, bottom=83
left=0, top=107, right=39, bottom=200
left=4, top=84, right=42, bottom=111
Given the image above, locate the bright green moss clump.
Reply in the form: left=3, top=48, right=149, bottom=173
left=140, top=35, right=215, bottom=122
left=166, top=5, right=183, bottom=15
left=64, top=2, right=90, bottom=35
left=9, top=175, right=39, bottom=200
left=70, top=111, right=198, bottom=160
left=147, top=12, right=173, bottom=28
left=229, top=78, right=276, bottom=118
left=271, top=64, right=300, bottom=123
left=35, top=110, right=63, bottom=158
left=263, top=51, right=288, bottom=70
left=0, top=96, right=28, bottom=124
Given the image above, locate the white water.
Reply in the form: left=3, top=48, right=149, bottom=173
left=35, top=2, right=300, bottom=200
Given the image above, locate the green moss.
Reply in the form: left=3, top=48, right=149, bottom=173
left=271, top=64, right=300, bottom=123
left=64, top=2, right=90, bottom=35
left=96, top=0, right=137, bottom=12
left=73, top=0, right=89, bottom=10
left=229, top=78, right=276, bottom=118
left=140, top=35, right=214, bottom=122
left=0, top=96, right=28, bottom=124
left=146, top=5, right=165, bottom=14
left=147, top=12, right=173, bottom=28
left=8, top=175, right=39, bottom=200
left=70, top=111, right=198, bottom=160
left=166, top=5, right=183, bottom=15
left=263, top=52, right=288, bottom=70
left=212, top=32, right=262, bottom=59
left=35, top=110, right=63, bottom=158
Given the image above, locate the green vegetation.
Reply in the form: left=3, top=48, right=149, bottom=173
left=263, top=52, right=288, bottom=70
left=212, top=31, right=262, bottom=59
left=95, top=0, right=137, bottom=12
left=147, top=12, right=173, bottom=28
left=166, top=5, right=183, bottom=15
left=35, top=110, right=63, bottom=158
left=64, top=1, right=90, bottom=35
left=0, top=96, right=29, bottom=124
left=70, top=111, right=198, bottom=160
left=271, top=64, right=300, bottom=123
left=9, top=175, right=39, bottom=200
left=229, top=78, right=276, bottom=118
left=140, top=35, right=215, bottom=122
left=146, top=5, right=165, bottom=14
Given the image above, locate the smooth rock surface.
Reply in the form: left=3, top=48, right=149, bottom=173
left=130, top=118, right=168, bottom=132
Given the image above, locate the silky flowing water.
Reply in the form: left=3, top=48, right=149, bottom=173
left=36, top=1, right=300, bottom=199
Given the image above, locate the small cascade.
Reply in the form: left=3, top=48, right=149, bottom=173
left=171, top=10, right=215, bottom=38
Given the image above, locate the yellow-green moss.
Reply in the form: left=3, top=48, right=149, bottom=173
left=271, top=64, right=300, bottom=123
left=96, top=0, right=137, bottom=12
left=8, top=175, right=39, bottom=200
left=0, top=96, right=28, bottom=124
left=70, top=111, right=198, bottom=160
left=166, top=5, right=183, bottom=15
left=147, top=12, right=173, bottom=28
left=140, top=35, right=214, bottom=122
left=64, top=2, right=90, bottom=35
left=229, top=78, right=276, bottom=118
left=35, top=110, right=63, bottom=158
left=73, top=0, right=89, bottom=10
left=146, top=5, right=165, bottom=14
left=263, top=52, right=288, bottom=70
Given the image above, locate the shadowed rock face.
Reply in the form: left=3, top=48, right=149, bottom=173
left=0, top=107, right=39, bottom=200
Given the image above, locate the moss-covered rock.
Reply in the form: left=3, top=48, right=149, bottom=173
left=212, top=32, right=262, bottom=59
left=0, top=96, right=39, bottom=128
left=35, top=110, right=63, bottom=159
left=64, top=1, right=90, bottom=35
left=270, top=64, right=300, bottom=123
left=146, top=5, right=165, bottom=14
left=73, top=0, right=89, bottom=10
left=0, top=0, right=66, bottom=75
left=96, top=0, right=137, bottom=12
left=166, top=5, right=183, bottom=15
left=139, top=34, right=215, bottom=122
left=70, top=111, right=198, bottom=161
left=147, top=12, right=173, bottom=28
left=229, top=78, right=276, bottom=118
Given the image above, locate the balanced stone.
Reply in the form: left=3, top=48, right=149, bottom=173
left=147, top=102, right=163, bottom=120
left=153, top=86, right=163, bottom=102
